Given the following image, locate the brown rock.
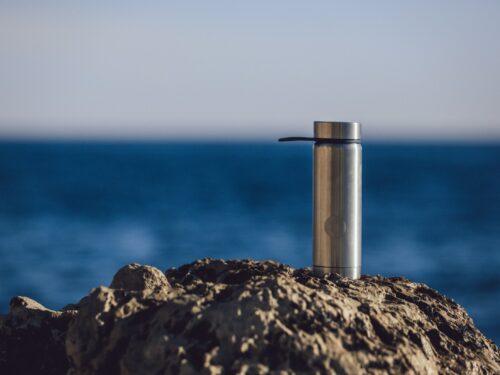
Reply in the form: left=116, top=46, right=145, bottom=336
left=110, top=263, right=171, bottom=292
left=0, top=296, right=74, bottom=375
left=1, top=259, right=499, bottom=374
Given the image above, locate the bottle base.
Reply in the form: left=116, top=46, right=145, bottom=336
left=313, top=265, right=360, bottom=279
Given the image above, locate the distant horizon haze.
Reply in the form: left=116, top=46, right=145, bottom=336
left=0, top=121, right=499, bottom=142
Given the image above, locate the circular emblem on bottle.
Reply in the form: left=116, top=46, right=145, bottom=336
left=324, top=215, right=346, bottom=239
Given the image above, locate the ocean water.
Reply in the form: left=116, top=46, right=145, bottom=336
left=0, top=142, right=499, bottom=343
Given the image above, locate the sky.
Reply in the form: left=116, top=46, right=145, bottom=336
left=0, top=1, right=499, bottom=141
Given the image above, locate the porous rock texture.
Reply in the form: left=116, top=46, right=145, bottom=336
left=0, top=259, right=499, bottom=374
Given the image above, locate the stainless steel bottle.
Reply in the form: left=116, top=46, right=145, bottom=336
left=312, top=121, right=362, bottom=278
left=280, top=121, right=362, bottom=279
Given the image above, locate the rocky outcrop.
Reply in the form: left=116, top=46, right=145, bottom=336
left=1, top=259, right=499, bottom=374
left=0, top=296, right=74, bottom=374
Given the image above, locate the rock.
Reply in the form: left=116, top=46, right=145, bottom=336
left=110, top=263, right=171, bottom=292
left=0, top=297, right=74, bottom=375
left=1, top=259, right=499, bottom=374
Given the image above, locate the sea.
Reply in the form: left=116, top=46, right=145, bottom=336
left=0, top=141, right=498, bottom=343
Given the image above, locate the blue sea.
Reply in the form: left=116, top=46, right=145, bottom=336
left=0, top=142, right=499, bottom=343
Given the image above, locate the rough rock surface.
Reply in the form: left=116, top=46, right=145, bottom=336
left=0, top=296, right=75, bottom=374
left=1, top=259, right=499, bottom=374
left=110, top=263, right=171, bottom=292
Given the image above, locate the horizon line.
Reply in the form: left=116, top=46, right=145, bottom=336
left=0, top=135, right=499, bottom=145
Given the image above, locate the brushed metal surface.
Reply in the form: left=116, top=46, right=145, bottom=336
left=313, top=124, right=362, bottom=278
left=314, top=121, right=361, bottom=140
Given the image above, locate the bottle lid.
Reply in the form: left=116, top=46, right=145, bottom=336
left=314, top=121, right=361, bottom=140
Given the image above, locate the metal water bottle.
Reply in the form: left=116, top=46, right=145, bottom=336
left=279, top=121, right=362, bottom=279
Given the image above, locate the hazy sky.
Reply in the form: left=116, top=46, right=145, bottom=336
left=0, top=1, right=499, bottom=140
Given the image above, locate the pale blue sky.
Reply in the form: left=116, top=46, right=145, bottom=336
left=0, top=1, right=499, bottom=140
